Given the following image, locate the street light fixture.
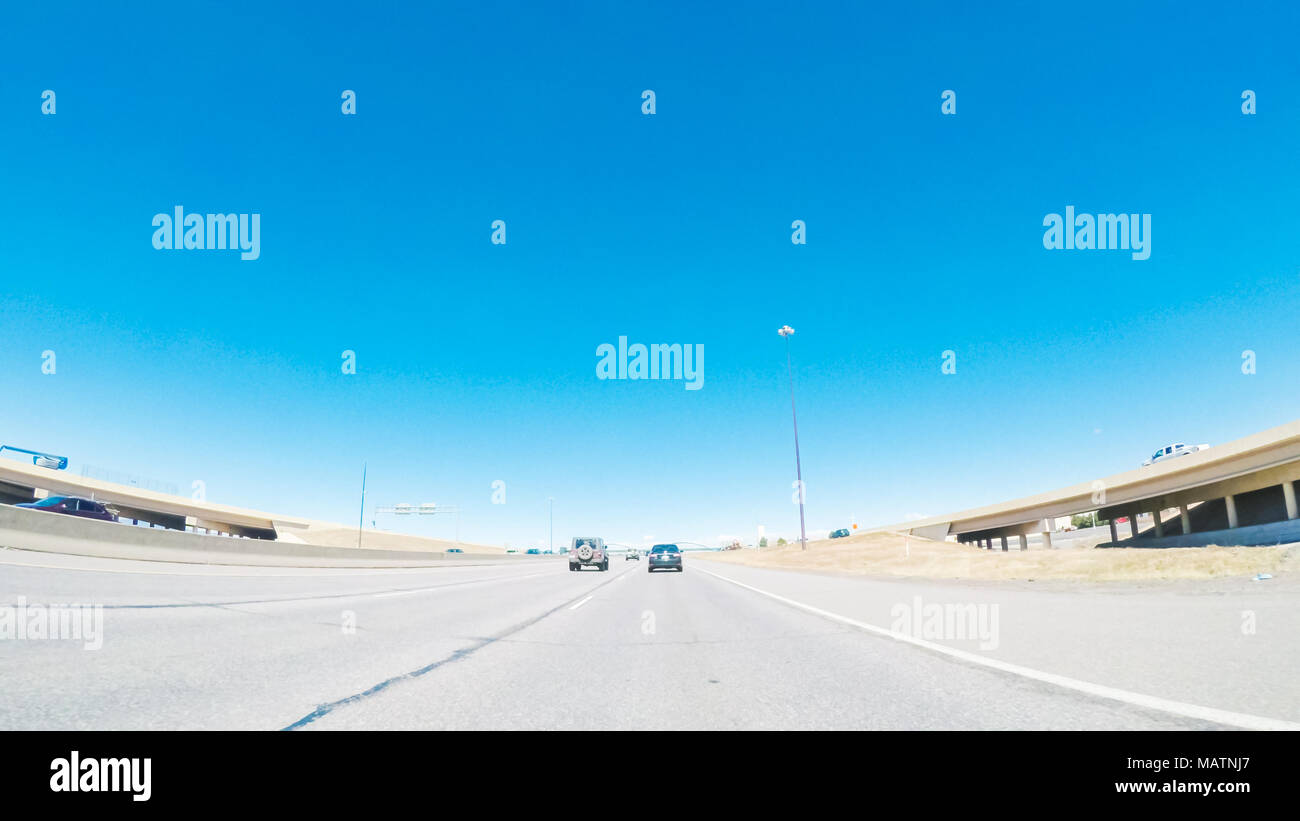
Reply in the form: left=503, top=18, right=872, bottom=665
left=778, top=325, right=808, bottom=551
left=0, top=445, right=68, bottom=470
left=356, top=463, right=367, bottom=549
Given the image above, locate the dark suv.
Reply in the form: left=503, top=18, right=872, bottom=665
left=647, top=544, right=683, bottom=572
left=15, top=496, right=118, bottom=522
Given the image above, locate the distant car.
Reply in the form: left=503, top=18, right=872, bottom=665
left=569, top=536, right=608, bottom=571
left=648, top=544, right=683, bottom=572
left=447, top=548, right=464, bottom=553
left=526, top=548, right=540, bottom=555
left=626, top=550, right=640, bottom=560
left=829, top=528, right=851, bottom=539
left=15, top=496, right=117, bottom=522
left=1142, top=442, right=1210, bottom=466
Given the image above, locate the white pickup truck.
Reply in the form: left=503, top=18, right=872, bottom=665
left=1142, top=442, right=1210, bottom=466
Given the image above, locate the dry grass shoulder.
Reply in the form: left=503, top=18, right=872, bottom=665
left=693, top=532, right=1298, bottom=582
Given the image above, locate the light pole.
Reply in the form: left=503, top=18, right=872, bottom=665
left=778, top=325, right=807, bottom=551
left=548, top=497, right=554, bottom=553
left=357, top=463, right=367, bottom=549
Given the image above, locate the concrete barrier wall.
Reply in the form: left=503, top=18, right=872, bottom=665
left=0, top=505, right=534, bottom=568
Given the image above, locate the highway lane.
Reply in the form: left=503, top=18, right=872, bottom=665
left=687, top=560, right=1300, bottom=726
left=0, top=552, right=592, bottom=730
left=1, top=550, right=1290, bottom=730
left=297, top=560, right=1229, bottom=730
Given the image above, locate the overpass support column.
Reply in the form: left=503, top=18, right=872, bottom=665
left=1152, top=510, right=1164, bottom=538
left=1225, top=494, right=1239, bottom=529
left=1180, top=505, right=1192, bottom=535
left=1284, top=482, right=1298, bottom=520
left=1108, top=519, right=1118, bottom=543
left=1129, top=516, right=1140, bottom=539
left=1000, top=536, right=1008, bottom=551
left=1018, top=534, right=1028, bottom=551
left=1042, top=530, right=1053, bottom=549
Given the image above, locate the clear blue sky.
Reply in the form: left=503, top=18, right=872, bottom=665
left=3, top=2, right=1299, bottom=548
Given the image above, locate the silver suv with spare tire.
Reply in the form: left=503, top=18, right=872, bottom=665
left=569, top=536, right=608, bottom=572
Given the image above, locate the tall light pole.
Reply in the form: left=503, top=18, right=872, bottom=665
left=548, top=496, right=554, bottom=553
left=357, top=463, right=367, bottom=549
left=778, top=325, right=807, bottom=551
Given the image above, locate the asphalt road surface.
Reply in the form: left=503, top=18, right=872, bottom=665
left=1, top=548, right=1295, bottom=730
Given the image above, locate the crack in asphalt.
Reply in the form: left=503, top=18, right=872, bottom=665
left=279, top=566, right=638, bottom=730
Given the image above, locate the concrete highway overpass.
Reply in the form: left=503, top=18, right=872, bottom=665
left=0, top=456, right=498, bottom=553
left=869, top=419, right=1300, bottom=549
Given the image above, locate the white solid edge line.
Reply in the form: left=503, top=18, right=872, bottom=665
left=697, top=566, right=1300, bottom=731
left=373, top=589, right=429, bottom=598
left=569, top=595, right=593, bottom=611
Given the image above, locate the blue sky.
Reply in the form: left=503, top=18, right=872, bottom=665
left=2, top=1, right=1299, bottom=548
